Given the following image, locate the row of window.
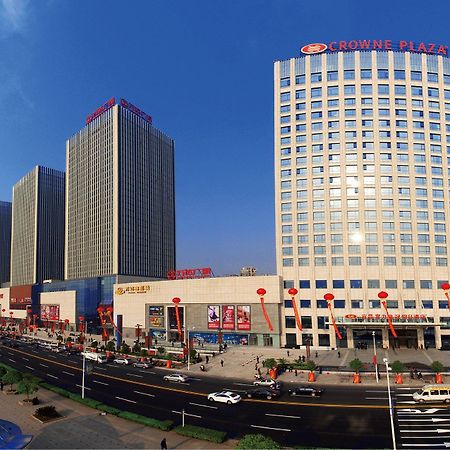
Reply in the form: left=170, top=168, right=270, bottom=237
left=282, top=126, right=449, bottom=136
left=284, top=114, right=449, bottom=125
left=283, top=257, right=448, bottom=266
left=285, top=279, right=447, bottom=289
left=280, top=70, right=450, bottom=87
left=286, top=244, right=447, bottom=255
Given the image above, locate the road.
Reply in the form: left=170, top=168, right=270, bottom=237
left=2, top=340, right=447, bottom=448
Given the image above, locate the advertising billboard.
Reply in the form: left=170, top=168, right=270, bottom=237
left=222, top=305, right=235, bottom=330
left=40, top=304, right=60, bottom=321
left=207, top=305, right=220, bottom=329
left=149, top=306, right=164, bottom=316
left=149, top=316, right=164, bottom=328
left=10, top=285, right=32, bottom=310
left=237, top=305, right=251, bottom=330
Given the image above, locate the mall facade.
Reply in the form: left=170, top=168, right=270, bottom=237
left=275, top=41, right=450, bottom=350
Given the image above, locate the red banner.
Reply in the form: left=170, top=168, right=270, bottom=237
left=207, top=305, right=220, bottom=329
left=10, top=285, right=32, bottom=310
left=381, top=301, right=398, bottom=338
left=222, top=305, right=235, bottom=330
left=237, top=305, right=251, bottom=331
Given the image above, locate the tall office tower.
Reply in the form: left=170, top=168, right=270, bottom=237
left=10, top=166, right=65, bottom=286
left=0, top=201, right=12, bottom=285
left=274, top=40, right=450, bottom=350
left=65, top=98, right=175, bottom=280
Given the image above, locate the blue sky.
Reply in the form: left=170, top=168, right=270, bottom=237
left=0, top=0, right=448, bottom=275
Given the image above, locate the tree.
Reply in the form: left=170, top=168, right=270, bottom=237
left=157, top=346, right=166, bottom=356
left=140, top=348, right=148, bottom=357
left=66, top=336, right=73, bottom=343
left=132, top=343, right=141, bottom=354
left=90, top=340, right=98, bottom=349
left=0, top=366, right=7, bottom=379
left=106, top=340, right=116, bottom=352
left=262, top=358, right=277, bottom=369
left=391, top=360, right=405, bottom=374
left=120, top=342, right=131, bottom=354
left=349, top=358, right=364, bottom=374
left=17, top=374, right=39, bottom=401
left=236, top=434, right=282, bottom=449
left=2, top=369, right=22, bottom=392
left=431, top=361, right=445, bottom=373
left=305, top=360, right=316, bottom=372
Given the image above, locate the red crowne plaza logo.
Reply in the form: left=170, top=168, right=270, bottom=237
left=301, top=43, right=327, bottom=54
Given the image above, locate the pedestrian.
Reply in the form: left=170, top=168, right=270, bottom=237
left=258, top=367, right=262, bottom=376
left=255, top=363, right=258, bottom=370
left=256, top=356, right=260, bottom=364
left=413, top=368, right=418, bottom=378
left=0, top=381, right=3, bottom=391
left=206, top=355, right=209, bottom=364
left=220, top=359, right=224, bottom=367
left=287, top=350, right=290, bottom=357
left=301, top=355, right=305, bottom=363
left=315, top=351, right=318, bottom=358
left=338, top=351, right=341, bottom=358
left=295, top=369, right=298, bottom=376
left=224, top=343, right=227, bottom=350
left=155, top=338, right=158, bottom=345
left=160, top=438, right=167, bottom=450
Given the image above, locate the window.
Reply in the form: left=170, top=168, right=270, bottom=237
left=299, top=280, right=310, bottom=289
left=300, top=299, right=311, bottom=308
left=403, top=280, right=415, bottom=289
left=344, top=70, right=355, bottom=80
left=301, top=316, right=312, bottom=328
left=311, top=87, right=322, bottom=98
left=350, top=280, right=362, bottom=288
left=315, top=280, right=327, bottom=289
left=378, top=69, right=389, bottom=79
left=280, top=77, right=290, bottom=87
left=333, top=280, right=345, bottom=289
left=316, top=300, right=328, bottom=308
left=411, top=71, right=422, bottom=81
left=285, top=317, right=296, bottom=328
left=352, top=300, right=363, bottom=308
left=404, top=300, right=416, bottom=309
left=296, top=75, right=305, bottom=84
left=394, top=70, right=405, bottom=80
left=334, top=300, right=345, bottom=308
left=327, top=71, right=338, bottom=81
left=385, top=280, right=397, bottom=289
left=369, top=300, right=381, bottom=308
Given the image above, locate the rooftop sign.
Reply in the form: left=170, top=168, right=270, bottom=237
left=120, top=98, right=152, bottom=125
left=167, top=267, right=212, bottom=280
left=301, top=40, right=448, bottom=56
left=86, top=97, right=115, bottom=125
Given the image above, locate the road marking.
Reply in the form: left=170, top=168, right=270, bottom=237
left=47, top=374, right=58, bottom=379
left=397, top=401, right=417, bottom=404
left=95, top=367, right=107, bottom=371
left=76, top=384, right=91, bottom=390
left=365, top=397, right=388, bottom=400
left=403, top=444, right=450, bottom=447
left=126, top=373, right=143, bottom=378
left=134, top=390, right=155, bottom=397
left=40, top=363, right=48, bottom=368
left=265, top=413, right=301, bottom=419
left=47, top=355, right=56, bottom=359
left=8, top=358, right=16, bottom=363
left=396, top=387, right=417, bottom=390
left=148, top=371, right=156, bottom=374
left=399, top=418, right=450, bottom=423
left=93, top=380, right=109, bottom=386
left=366, top=390, right=386, bottom=393
left=172, top=410, right=202, bottom=418
left=68, top=359, right=76, bottom=363
left=189, top=402, right=218, bottom=409
left=62, top=371, right=75, bottom=376
left=251, top=425, right=291, bottom=432
left=400, top=428, right=450, bottom=433
left=396, top=394, right=413, bottom=397
left=7, top=352, right=13, bottom=355
left=22, top=357, right=29, bottom=361
left=398, top=408, right=446, bottom=414
left=116, top=396, right=136, bottom=404
left=233, top=382, right=254, bottom=387
left=25, top=365, right=34, bottom=371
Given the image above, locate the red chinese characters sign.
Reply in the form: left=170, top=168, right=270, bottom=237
left=167, top=267, right=212, bottom=280
left=86, top=97, right=115, bottom=124
left=120, top=99, right=152, bottom=124
left=301, top=40, right=448, bottom=56
left=343, top=313, right=427, bottom=322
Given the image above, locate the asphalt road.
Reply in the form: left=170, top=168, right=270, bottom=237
left=0, top=340, right=439, bottom=448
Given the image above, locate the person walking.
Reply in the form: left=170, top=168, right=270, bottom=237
left=220, top=359, right=224, bottom=367
left=256, top=356, right=260, bottom=364
left=287, top=350, right=290, bottom=357
left=315, top=351, right=318, bottom=358
left=160, top=438, right=167, bottom=450
left=338, top=351, right=341, bottom=358
left=205, top=355, right=209, bottom=364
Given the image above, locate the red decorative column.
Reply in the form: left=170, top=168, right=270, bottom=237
left=288, top=288, right=302, bottom=331
left=324, top=293, right=342, bottom=340
left=379, top=291, right=397, bottom=338
left=172, top=297, right=183, bottom=341
left=257, top=288, right=274, bottom=331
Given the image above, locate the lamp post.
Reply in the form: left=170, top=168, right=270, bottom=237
left=81, top=320, right=92, bottom=399
left=383, top=357, right=397, bottom=450
left=186, top=326, right=195, bottom=371
left=136, top=324, right=142, bottom=345
left=372, top=331, right=379, bottom=383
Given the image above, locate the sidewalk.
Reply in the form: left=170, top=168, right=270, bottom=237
left=0, top=386, right=236, bottom=449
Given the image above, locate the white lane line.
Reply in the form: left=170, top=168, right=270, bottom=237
left=95, top=367, right=107, bottom=371
left=47, top=374, right=58, bottom=379
left=403, top=444, right=450, bottom=447
left=6, top=352, right=13, bottom=355
left=93, top=380, right=109, bottom=386
left=76, top=384, right=91, bottom=390
left=68, top=359, right=76, bottom=363
left=148, top=371, right=156, bottom=374
left=47, top=355, right=56, bottom=359
left=365, top=397, right=388, bottom=400
left=189, top=402, right=218, bottom=410
left=233, top=383, right=254, bottom=387
left=62, top=371, right=75, bottom=376
left=400, top=428, right=450, bottom=434
left=116, top=396, right=136, bottom=404
left=396, top=387, right=418, bottom=390
left=251, top=425, right=291, bottom=432
left=171, top=410, right=202, bottom=419
left=399, top=418, right=450, bottom=423
left=126, top=373, right=143, bottom=378
left=366, top=390, right=386, bottom=393
left=25, top=365, right=34, bottom=371
left=397, top=401, right=417, bottom=404
left=22, top=357, right=29, bottom=361
left=8, top=358, right=16, bottom=363
left=396, top=393, right=413, bottom=397
left=265, top=413, right=301, bottom=419
left=134, top=390, right=155, bottom=398
left=40, top=363, right=48, bottom=368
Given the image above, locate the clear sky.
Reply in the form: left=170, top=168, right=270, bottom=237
left=0, top=0, right=448, bottom=276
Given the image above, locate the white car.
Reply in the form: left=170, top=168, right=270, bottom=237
left=207, top=391, right=242, bottom=405
left=253, top=378, right=281, bottom=389
left=163, top=373, right=189, bottom=383
left=113, top=357, right=130, bottom=365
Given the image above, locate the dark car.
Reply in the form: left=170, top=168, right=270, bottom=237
left=7, top=340, right=20, bottom=348
left=246, top=388, right=281, bottom=400
left=288, top=386, right=324, bottom=397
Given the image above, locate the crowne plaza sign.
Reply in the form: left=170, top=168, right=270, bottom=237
left=301, top=40, right=448, bottom=56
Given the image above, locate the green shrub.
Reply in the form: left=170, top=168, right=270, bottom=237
left=391, top=360, right=405, bottom=374
left=67, top=393, right=101, bottom=408
left=349, top=358, right=364, bottom=373
left=236, top=434, right=282, bottom=449
left=35, top=405, right=59, bottom=418
left=305, top=360, right=316, bottom=371
left=118, top=411, right=173, bottom=431
left=262, top=358, right=277, bottom=369
left=2, top=369, right=22, bottom=391
left=431, top=361, right=445, bottom=373
left=174, top=424, right=226, bottom=443
left=96, top=404, right=121, bottom=415
left=40, top=382, right=71, bottom=397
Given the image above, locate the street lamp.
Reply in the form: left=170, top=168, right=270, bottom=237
left=383, top=357, right=397, bottom=450
left=372, top=331, right=379, bottom=383
left=81, top=319, right=93, bottom=399
left=135, top=324, right=142, bottom=345
left=186, top=326, right=195, bottom=371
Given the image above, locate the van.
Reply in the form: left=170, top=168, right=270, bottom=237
left=413, top=385, right=450, bottom=403
left=82, top=352, right=107, bottom=364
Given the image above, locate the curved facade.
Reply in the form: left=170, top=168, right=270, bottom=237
left=274, top=48, right=450, bottom=349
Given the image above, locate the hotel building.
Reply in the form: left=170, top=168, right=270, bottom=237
left=0, top=201, right=12, bottom=285
left=274, top=41, right=450, bottom=350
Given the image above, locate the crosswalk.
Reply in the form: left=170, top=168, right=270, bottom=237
left=394, top=388, right=450, bottom=448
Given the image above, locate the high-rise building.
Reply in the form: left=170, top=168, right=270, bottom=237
left=10, top=166, right=65, bottom=286
left=0, top=201, right=12, bottom=285
left=274, top=40, right=450, bottom=350
left=65, top=98, right=175, bottom=281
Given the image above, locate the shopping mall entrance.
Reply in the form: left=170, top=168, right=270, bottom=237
left=353, top=329, right=383, bottom=349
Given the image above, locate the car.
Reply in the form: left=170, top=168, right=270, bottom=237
left=113, top=357, right=131, bottom=365
left=163, top=373, right=189, bottom=383
left=7, top=340, right=21, bottom=348
left=288, top=386, right=324, bottom=397
left=253, top=378, right=281, bottom=389
left=246, top=388, right=281, bottom=400
left=51, top=346, right=65, bottom=353
left=208, top=391, right=242, bottom=404
left=133, top=361, right=151, bottom=369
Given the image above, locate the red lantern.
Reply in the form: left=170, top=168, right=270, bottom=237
left=442, top=282, right=450, bottom=291
left=324, top=293, right=335, bottom=301
left=378, top=291, right=388, bottom=299
left=172, top=297, right=183, bottom=340
left=257, top=288, right=273, bottom=332
left=106, top=306, right=113, bottom=313
left=288, top=288, right=302, bottom=331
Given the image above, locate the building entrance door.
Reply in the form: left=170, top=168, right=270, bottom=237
left=353, top=329, right=382, bottom=349
left=391, top=329, right=418, bottom=349
left=285, top=333, right=297, bottom=348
